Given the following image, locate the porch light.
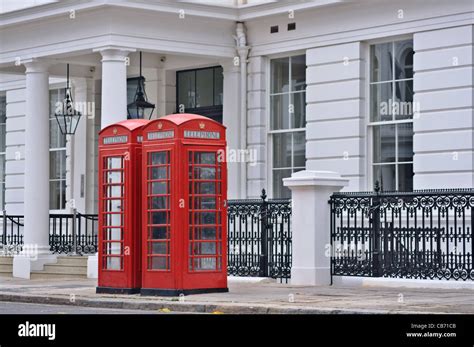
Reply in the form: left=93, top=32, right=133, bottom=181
left=55, top=64, right=82, bottom=135
left=127, top=51, right=155, bottom=119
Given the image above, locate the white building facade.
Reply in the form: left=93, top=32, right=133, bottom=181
left=0, top=0, right=473, bottom=277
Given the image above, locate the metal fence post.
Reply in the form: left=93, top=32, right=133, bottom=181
left=259, top=189, right=269, bottom=277
left=372, top=182, right=382, bottom=277
left=71, top=208, right=78, bottom=256
left=2, top=210, right=6, bottom=246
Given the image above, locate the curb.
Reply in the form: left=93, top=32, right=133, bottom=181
left=0, top=292, right=447, bottom=315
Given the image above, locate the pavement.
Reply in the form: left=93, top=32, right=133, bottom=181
left=0, top=276, right=473, bottom=314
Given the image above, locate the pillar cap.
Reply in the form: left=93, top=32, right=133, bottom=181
left=283, top=170, right=349, bottom=188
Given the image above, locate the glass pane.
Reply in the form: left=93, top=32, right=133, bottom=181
left=150, top=152, right=167, bottom=165
left=193, top=242, right=216, bottom=255
left=397, top=123, right=413, bottom=162
left=291, top=55, right=306, bottom=91
left=194, top=211, right=216, bottom=224
left=49, top=181, right=61, bottom=209
left=273, top=133, right=291, bottom=168
left=271, top=57, right=289, bottom=93
left=193, top=182, right=216, bottom=194
left=105, top=213, right=122, bottom=227
left=106, top=257, right=121, bottom=270
left=193, top=227, right=217, bottom=240
left=106, top=242, right=122, bottom=255
left=194, top=152, right=215, bottom=164
left=398, top=164, right=413, bottom=192
left=106, top=171, right=122, bottom=184
left=149, top=242, right=167, bottom=255
left=373, top=165, right=396, bottom=191
left=149, top=211, right=168, bottom=225
left=193, top=167, right=216, bottom=179
left=273, top=169, right=292, bottom=198
left=150, top=226, right=168, bottom=240
left=151, top=182, right=167, bottom=195
left=0, top=124, right=6, bottom=153
left=395, top=40, right=413, bottom=80
left=105, top=199, right=122, bottom=213
left=373, top=124, right=396, bottom=163
left=150, top=196, right=167, bottom=209
left=370, top=82, right=393, bottom=122
left=150, top=256, right=167, bottom=270
left=0, top=94, right=6, bottom=124
left=270, top=94, right=290, bottom=130
left=0, top=156, right=5, bottom=182
left=196, top=69, right=214, bottom=107
left=106, top=228, right=122, bottom=241
left=394, top=80, right=413, bottom=120
left=178, top=71, right=196, bottom=109
left=151, top=167, right=168, bottom=180
left=107, top=157, right=122, bottom=169
left=293, top=132, right=306, bottom=168
left=214, top=67, right=223, bottom=105
left=192, top=196, right=216, bottom=210
left=370, top=43, right=393, bottom=82
left=106, top=185, right=122, bottom=198
left=291, top=92, right=306, bottom=129
left=193, top=257, right=216, bottom=270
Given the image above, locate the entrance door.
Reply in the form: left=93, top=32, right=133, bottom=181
left=182, top=148, right=227, bottom=289
left=142, top=147, right=176, bottom=289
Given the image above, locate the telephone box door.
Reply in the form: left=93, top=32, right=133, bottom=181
left=182, top=146, right=227, bottom=290
left=141, top=146, right=177, bottom=290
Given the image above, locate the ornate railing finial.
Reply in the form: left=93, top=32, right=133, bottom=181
left=261, top=189, right=267, bottom=201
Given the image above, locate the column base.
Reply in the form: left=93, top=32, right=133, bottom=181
left=87, top=254, right=98, bottom=279
left=290, top=266, right=331, bottom=286
left=13, top=251, right=57, bottom=279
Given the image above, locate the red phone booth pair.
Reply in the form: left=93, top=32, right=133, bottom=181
left=96, top=114, right=228, bottom=296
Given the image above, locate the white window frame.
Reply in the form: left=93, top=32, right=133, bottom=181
left=367, top=37, right=414, bottom=191
left=267, top=52, right=306, bottom=198
left=49, top=87, right=68, bottom=212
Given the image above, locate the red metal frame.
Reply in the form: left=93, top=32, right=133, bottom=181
left=141, top=114, right=227, bottom=295
left=97, top=119, right=149, bottom=294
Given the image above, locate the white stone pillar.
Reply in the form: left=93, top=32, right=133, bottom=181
left=13, top=60, right=56, bottom=279
left=221, top=60, right=241, bottom=199
left=283, top=170, right=348, bottom=286
left=94, top=46, right=135, bottom=129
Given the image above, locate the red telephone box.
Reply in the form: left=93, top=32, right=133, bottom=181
left=140, top=114, right=228, bottom=295
left=97, top=119, right=149, bottom=294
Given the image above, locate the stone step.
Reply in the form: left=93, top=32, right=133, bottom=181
left=55, top=256, right=88, bottom=267
left=0, top=256, right=13, bottom=265
left=39, top=264, right=87, bottom=275
left=0, top=264, right=13, bottom=273
left=30, top=273, right=88, bottom=279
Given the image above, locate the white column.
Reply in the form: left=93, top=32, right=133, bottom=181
left=283, top=170, right=348, bottom=286
left=94, top=46, right=135, bottom=129
left=221, top=60, right=241, bottom=199
left=13, top=60, right=56, bottom=279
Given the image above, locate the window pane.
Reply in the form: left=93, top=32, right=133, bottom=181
left=398, top=164, right=413, bottom=192
left=370, top=43, right=393, bottom=82
left=395, top=40, right=414, bottom=80
left=291, top=55, right=306, bottom=91
left=370, top=82, right=393, bottom=122
left=107, top=157, right=122, bottom=169
left=273, top=133, right=291, bottom=168
left=177, top=71, right=195, bottom=109
left=293, top=132, right=306, bottom=168
left=0, top=124, right=5, bottom=153
left=214, top=67, right=223, bottom=106
left=273, top=169, right=292, bottom=198
left=291, top=92, right=306, bottom=129
left=373, top=165, right=396, bottom=191
left=398, top=123, right=413, bottom=162
left=193, top=152, right=215, bottom=164
left=196, top=69, right=214, bottom=107
left=151, top=226, right=168, bottom=240
left=394, top=80, right=413, bottom=120
left=50, top=151, right=64, bottom=179
left=150, top=152, right=167, bottom=165
left=270, top=94, right=290, bottom=130
left=373, top=124, right=396, bottom=163
left=271, top=57, right=289, bottom=93
left=49, top=181, right=61, bottom=209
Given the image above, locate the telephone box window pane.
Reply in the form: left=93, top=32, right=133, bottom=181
left=151, top=167, right=168, bottom=180
left=151, top=182, right=168, bottom=195
left=149, top=242, right=167, bottom=255
left=105, top=213, right=122, bottom=227
left=150, top=257, right=167, bottom=270
left=194, top=182, right=215, bottom=194
left=106, top=171, right=122, bottom=184
left=193, top=167, right=216, bottom=179
left=106, top=185, right=123, bottom=198
left=107, top=157, right=122, bottom=169
left=193, top=257, right=216, bottom=270
left=151, top=226, right=168, bottom=239
left=106, top=228, right=122, bottom=241
left=194, top=211, right=216, bottom=225
left=105, top=199, right=122, bottom=212
left=194, top=152, right=215, bottom=164
left=150, top=152, right=167, bottom=165
left=193, top=227, right=217, bottom=240
left=150, top=196, right=168, bottom=209
left=106, top=257, right=121, bottom=270
left=192, top=196, right=216, bottom=210
left=106, top=242, right=122, bottom=255
left=193, top=242, right=216, bottom=255
left=150, top=211, right=168, bottom=225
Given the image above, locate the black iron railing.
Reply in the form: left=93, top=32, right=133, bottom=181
left=330, top=185, right=474, bottom=281
left=227, top=190, right=292, bottom=282
left=0, top=212, right=24, bottom=254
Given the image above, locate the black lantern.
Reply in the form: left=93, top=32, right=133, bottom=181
left=127, top=52, right=155, bottom=119
left=55, top=64, right=82, bottom=135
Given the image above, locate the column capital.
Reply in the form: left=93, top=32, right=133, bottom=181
left=93, top=46, right=136, bottom=62
left=22, top=59, right=52, bottom=74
